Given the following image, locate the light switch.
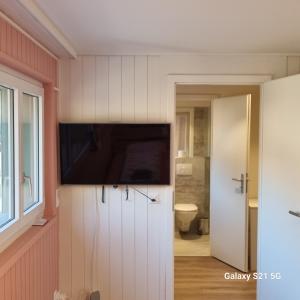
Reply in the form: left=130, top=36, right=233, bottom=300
left=176, top=163, right=193, bottom=176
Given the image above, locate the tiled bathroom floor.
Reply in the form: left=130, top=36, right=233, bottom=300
left=174, top=232, right=211, bottom=256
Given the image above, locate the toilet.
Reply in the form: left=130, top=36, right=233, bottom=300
left=175, top=203, right=198, bottom=232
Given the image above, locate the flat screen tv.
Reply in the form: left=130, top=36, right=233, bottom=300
left=59, top=123, right=170, bottom=185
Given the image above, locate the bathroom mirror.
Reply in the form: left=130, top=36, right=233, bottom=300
left=176, top=108, right=194, bottom=158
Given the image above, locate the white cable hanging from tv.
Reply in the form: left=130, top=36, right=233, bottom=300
left=101, top=185, right=156, bottom=202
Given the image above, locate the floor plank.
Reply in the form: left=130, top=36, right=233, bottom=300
left=175, top=256, right=256, bottom=300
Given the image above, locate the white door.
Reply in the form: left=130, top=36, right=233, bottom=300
left=211, top=94, right=251, bottom=272
left=258, top=75, right=300, bottom=300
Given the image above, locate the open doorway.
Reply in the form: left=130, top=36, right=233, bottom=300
left=174, top=84, right=259, bottom=300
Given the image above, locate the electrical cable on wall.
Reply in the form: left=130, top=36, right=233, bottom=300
left=113, top=185, right=156, bottom=202
left=130, top=186, right=156, bottom=202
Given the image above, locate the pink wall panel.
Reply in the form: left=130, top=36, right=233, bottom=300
left=0, top=13, right=59, bottom=300
left=0, top=15, right=57, bottom=84
left=0, top=218, right=58, bottom=300
left=0, top=15, right=58, bottom=218
left=44, top=83, right=58, bottom=218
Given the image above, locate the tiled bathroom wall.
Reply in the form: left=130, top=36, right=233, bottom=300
left=175, top=107, right=210, bottom=232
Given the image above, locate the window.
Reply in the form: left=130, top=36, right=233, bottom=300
left=22, top=93, right=40, bottom=212
left=0, top=86, right=14, bottom=228
left=0, top=67, right=44, bottom=248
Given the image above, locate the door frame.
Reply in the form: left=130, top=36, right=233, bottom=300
left=168, top=74, right=271, bottom=300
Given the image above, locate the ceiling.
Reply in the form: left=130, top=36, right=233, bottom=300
left=2, top=0, right=300, bottom=56
left=34, top=0, right=300, bottom=55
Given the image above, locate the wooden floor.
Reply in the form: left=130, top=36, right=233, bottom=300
left=175, top=256, right=256, bottom=300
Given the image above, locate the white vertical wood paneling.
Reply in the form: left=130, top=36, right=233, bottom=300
left=134, top=188, right=148, bottom=300
left=83, top=187, right=97, bottom=292
left=166, top=78, right=175, bottom=124
left=69, top=57, right=83, bottom=121
left=58, top=59, right=70, bottom=121
left=109, top=188, right=123, bottom=300
left=96, top=56, right=109, bottom=122
left=160, top=76, right=169, bottom=123
left=58, top=187, right=72, bottom=297
left=82, top=56, right=96, bottom=121
left=121, top=188, right=135, bottom=300
left=93, top=190, right=101, bottom=291
left=121, top=56, right=135, bottom=122
left=134, top=56, right=148, bottom=121
left=120, top=62, right=136, bottom=300
left=148, top=56, right=161, bottom=122
left=109, top=56, right=122, bottom=121
left=58, top=55, right=171, bottom=300
left=148, top=188, right=162, bottom=300
left=71, top=187, right=86, bottom=299
left=97, top=186, right=110, bottom=300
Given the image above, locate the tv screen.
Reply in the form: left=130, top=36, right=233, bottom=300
left=59, top=123, right=170, bottom=185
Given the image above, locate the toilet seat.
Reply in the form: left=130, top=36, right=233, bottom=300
left=175, top=203, right=198, bottom=212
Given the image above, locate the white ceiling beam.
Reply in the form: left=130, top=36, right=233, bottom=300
left=17, top=0, right=77, bottom=58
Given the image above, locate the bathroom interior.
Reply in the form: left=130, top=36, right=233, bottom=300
left=174, top=84, right=259, bottom=271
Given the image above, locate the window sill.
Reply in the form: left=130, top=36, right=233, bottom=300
left=0, top=201, right=44, bottom=252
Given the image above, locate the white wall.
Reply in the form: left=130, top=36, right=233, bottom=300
left=58, top=56, right=173, bottom=300
left=58, top=54, right=300, bottom=300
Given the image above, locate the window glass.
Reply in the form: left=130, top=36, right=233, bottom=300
left=22, top=93, right=39, bottom=212
left=0, top=86, right=14, bottom=227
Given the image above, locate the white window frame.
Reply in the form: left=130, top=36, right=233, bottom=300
left=0, top=66, right=44, bottom=251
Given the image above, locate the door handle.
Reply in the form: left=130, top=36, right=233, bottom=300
left=232, top=174, right=245, bottom=194
left=289, top=210, right=300, bottom=218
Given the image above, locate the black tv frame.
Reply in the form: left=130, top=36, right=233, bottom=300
left=58, top=123, right=171, bottom=185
